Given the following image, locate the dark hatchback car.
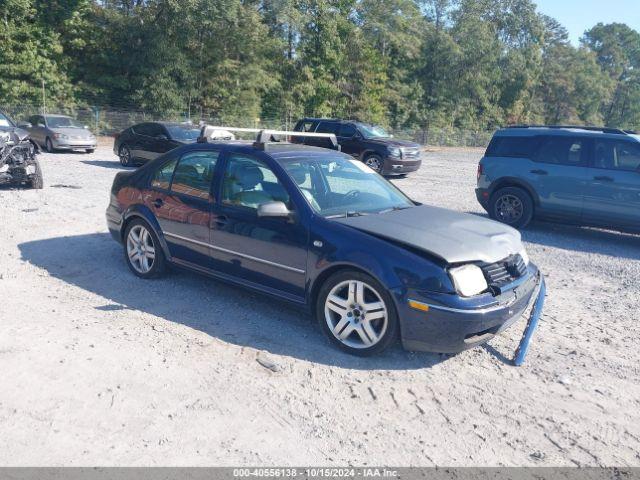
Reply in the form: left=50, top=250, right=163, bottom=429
left=477, top=125, right=640, bottom=231
left=107, top=131, right=544, bottom=356
left=114, top=122, right=208, bottom=166
left=292, top=118, right=422, bottom=175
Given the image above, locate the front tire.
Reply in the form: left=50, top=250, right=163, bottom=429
left=124, top=219, right=166, bottom=278
left=489, top=187, right=534, bottom=228
left=86, top=148, right=95, bottom=154
left=364, top=154, right=383, bottom=173
left=30, top=160, right=43, bottom=189
left=45, top=137, right=54, bottom=153
left=316, top=270, right=398, bottom=356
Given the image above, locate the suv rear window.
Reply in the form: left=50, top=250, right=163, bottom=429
left=486, top=136, right=537, bottom=158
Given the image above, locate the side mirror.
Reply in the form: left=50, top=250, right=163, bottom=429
left=37, top=123, right=45, bottom=128
left=257, top=201, right=291, bottom=219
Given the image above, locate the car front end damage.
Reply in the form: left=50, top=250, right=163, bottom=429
left=395, top=259, right=545, bottom=361
left=0, top=129, right=43, bottom=189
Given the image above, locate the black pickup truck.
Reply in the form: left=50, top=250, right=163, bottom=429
left=292, top=118, right=422, bottom=175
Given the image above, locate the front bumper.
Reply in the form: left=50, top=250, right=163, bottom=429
left=396, top=267, right=544, bottom=354
left=52, top=138, right=97, bottom=150
left=382, top=157, right=422, bottom=175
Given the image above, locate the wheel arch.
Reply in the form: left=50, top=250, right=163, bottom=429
left=360, top=149, right=382, bottom=161
left=308, top=262, right=403, bottom=337
left=121, top=206, right=172, bottom=261
left=489, top=177, right=539, bottom=207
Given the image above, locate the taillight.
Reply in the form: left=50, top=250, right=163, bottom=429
left=477, top=163, right=483, bottom=181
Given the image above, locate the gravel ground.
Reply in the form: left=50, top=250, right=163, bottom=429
left=1, top=141, right=639, bottom=466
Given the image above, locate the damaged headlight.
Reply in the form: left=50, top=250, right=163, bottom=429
left=449, top=264, right=488, bottom=297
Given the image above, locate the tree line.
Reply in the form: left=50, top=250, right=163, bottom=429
left=1, top=0, right=640, bottom=134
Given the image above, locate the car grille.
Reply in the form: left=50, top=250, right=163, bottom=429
left=402, top=147, right=421, bottom=159
left=481, top=254, right=527, bottom=288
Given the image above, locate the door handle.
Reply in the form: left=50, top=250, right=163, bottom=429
left=530, top=169, right=548, bottom=175
left=594, top=176, right=614, bottom=182
left=153, top=198, right=164, bottom=208
left=215, top=215, right=228, bottom=227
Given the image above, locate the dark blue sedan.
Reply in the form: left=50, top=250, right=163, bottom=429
left=106, top=133, right=545, bottom=356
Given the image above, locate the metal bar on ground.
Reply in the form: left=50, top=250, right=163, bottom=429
left=513, top=277, right=546, bottom=366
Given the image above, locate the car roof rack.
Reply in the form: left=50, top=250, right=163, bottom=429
left=198, top=125, right=340, bottom=151
left=506, top=124, right=636, bottom=135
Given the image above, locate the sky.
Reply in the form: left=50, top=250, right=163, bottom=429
left=534, top=0, right=640, bottom=45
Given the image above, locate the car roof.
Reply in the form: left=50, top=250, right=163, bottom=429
left=494, top=125, right=640, bottom=141
left=44, top=114, right=72, bottom=118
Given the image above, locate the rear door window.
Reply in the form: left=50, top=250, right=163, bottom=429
left=151, top=158, right=178, bottom=190
left=133, top=123, right=153, bottom=136
left=533, top=136, right=586, bottom=166
left=338, top=123, right=357, bottom=138
left=171, top=151, right=219, bottom=199
left=316, top=122, right=339, bottom=135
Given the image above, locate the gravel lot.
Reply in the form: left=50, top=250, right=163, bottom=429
left=1, top=141, right=639, bottom=466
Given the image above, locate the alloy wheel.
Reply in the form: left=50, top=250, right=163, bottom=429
left=119, top=146, right=131, bottom=166
left=495, top=194, right=523, bottom=223
left=324, top=280, right=388, bottom=349
left=364, top=156, right=382, bottom=172
left=126, top=224, right=156, bottom=274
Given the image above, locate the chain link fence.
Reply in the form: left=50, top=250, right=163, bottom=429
left=2, top=104, right=494, bottom=148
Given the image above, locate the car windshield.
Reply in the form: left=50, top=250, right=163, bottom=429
left=0, top=112, right=14, bottom=128
left=280, top=156, right=414, bottom=217
left=357, top=123, right=390, bottom=139
left=166, top=125, right=201, bottom=142
left=47, top=116, right=84, bottom=128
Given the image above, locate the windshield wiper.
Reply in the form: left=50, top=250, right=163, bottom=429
left=345, top=210, right=368, bottom=217
left=379, top=205, right=412, bottom=214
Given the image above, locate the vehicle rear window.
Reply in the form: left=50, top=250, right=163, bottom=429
left=485, top=136, right=537, bottom=158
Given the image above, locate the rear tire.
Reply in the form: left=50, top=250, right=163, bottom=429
left=30, top=160, right=43, bottom=189
left=489, top=187, right=533, bottom=228
left=119, top=144, right=132, bottom=167
left=316, top=270, right=398, bottom=356
left=123, top=219, right=166, bottom=279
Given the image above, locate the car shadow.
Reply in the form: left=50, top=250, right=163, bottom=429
left=18, top=233, right=452, bottom=371
left=465, top=211, right=640, bottom=260
left=81, top=160, right=130, bottom=170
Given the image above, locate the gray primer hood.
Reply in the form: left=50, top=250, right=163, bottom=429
left=334, top=205, right=523, bottom=264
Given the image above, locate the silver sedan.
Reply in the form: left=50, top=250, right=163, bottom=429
left=26, top=114, right=97, bottom=153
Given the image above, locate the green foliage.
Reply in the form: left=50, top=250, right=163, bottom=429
left=1, top=0, right=639, bottom=133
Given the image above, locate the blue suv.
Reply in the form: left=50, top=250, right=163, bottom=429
left=476, top=126, right=640, bottom=231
